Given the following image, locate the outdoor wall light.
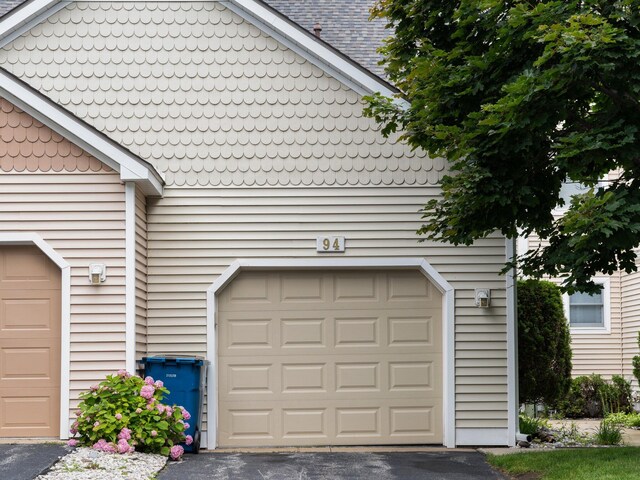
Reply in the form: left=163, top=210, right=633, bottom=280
left=89, top=264, right=107, bottom=285
left=475, top=288, right=491, bottom=308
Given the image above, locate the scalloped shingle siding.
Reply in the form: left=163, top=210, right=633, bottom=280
left=0, top=97, right=111, bottom=173
left=0, top=2, right=443, bottom=187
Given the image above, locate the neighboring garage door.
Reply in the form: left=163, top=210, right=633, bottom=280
left=217, top=269, right=442, bottom=447
left=0, top=246, right=61, bottom=437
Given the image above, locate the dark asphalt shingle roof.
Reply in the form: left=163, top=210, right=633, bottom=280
left=0, top=0, right=389, bottom=79
left=263, top=0, right=389, bottom=78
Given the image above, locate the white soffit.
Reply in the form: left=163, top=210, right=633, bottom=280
left=0, top=68, right=164, bottom=196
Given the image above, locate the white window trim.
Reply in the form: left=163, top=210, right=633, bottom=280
left=0, top=232, right=71, bottom=439
left=564, top=277, right=611, bottom=335
left=552, top=179, right=606, bottom=216
left=205, top=257, right=456, bottom=448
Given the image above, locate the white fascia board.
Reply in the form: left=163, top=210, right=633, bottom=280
left=0, top=69, right=163, bottom=196
left=0, top=1, right=69, bottom=49
left=0, top=0, right=60, bottom=42
left=224, top=0, right=398, bottom=98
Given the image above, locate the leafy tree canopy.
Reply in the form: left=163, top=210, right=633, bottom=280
left=366, top=0, right=640, bottom=293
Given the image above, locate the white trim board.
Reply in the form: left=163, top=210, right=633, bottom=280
left=456, top=428, right=510, bottom=447
left=124, top=183, right=136, bottom=374
left=505, top=238, right=518, bottom=447
left=0, top=69, right=163, bottom=196
left=205, top=257, right=456, bottom=449
left=0, top=232, right=71, bottom=439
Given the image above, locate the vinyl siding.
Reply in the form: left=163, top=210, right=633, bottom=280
left=135, top=186, right=148, bottom=361
left=622, top=268, right=640, bottom=390
left=146, top=186, right=509, bottom=430
left=0, top=171, right=126, bottom=422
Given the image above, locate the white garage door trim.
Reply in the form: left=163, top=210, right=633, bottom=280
left=206, top=258, right=455, bottom=449
left=0, top=232, right=71, bottom=439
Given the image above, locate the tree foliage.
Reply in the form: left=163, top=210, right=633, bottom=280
left=366, top=0, right=640, bottom=292
left=516, top=280, right=572, bottom=405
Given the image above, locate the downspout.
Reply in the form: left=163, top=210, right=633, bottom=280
left=506, top=237, right=520, bottom=446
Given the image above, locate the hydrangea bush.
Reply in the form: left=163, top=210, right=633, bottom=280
left=70, top=370, right=192, bottom=460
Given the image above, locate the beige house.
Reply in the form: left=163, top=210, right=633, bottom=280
left=521, top=179, right=640, bottom=390
left=0, top=0, right=518, bottom=447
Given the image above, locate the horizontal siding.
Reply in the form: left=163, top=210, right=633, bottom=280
left=146, top=186, right=509, bottom=431
left=622, top=268, right=640, bottom=390
left=135, top=186, right=148, bottom=362
left=0, top=171, right=126, bottom=420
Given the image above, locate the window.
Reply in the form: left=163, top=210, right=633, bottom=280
left=558, top=181, right=591, bottom=208
left=564, top=278, right=610, bottom=333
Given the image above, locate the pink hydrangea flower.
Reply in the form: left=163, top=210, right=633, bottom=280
left=118, top=428, right=132, bottom=441
left=75, top=410, right=82, bottom=417
left=181, top=407, right=191, bottom=420
left=146, top=403, right=155, bottom=411
left=117, top=438, right=131, bottom=454
left=103, top=443, right=117, bottom=454
left=117, top=369, right=130, bottom=378
left=93, top=439, right=108, bottom=451
left=185, top=435, right=193, bottom=446
left=140, top=385, right=155, bottom=400
left=165, top=407, right=173, bottom=417
left=93, top=421, right=100, bottom=428
left=156, top=404, right=165, bottom=414
left=115, top=413, right=122, bottom=420
left=154, top=380, right=164, bottom=388
left=183, top=423, right=190, bottom=430
left=135, top=408, right=142, bottom=414
left=67, top=439, right=78, bottom=447
left=170, top=445, right=184, bottom=461
left=144, top=376, right=155, bottom=385
left=69, top=421, right=79, bottom=435
left=150, top=430, right=158, bottom=437
left=90, top=385, right=98, bottom=391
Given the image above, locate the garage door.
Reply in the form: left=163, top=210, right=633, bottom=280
left=218, top=270, right=442, bottom=447
left=0, top=246, right=61, bottom=437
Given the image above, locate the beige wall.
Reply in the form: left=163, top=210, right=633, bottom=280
left=622, top=268, right=640, bottom=390
left=0, top=98, right=126, bottom=424
left=146, top=186, right=509, bottom=431
left=0, top=1, right=512, bottom=436
left=135, top=186, right=148, bottom=361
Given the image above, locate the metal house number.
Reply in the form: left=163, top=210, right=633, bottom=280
left=316, top=236, right=345, bottom=253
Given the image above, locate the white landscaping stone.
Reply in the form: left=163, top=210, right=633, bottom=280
left=36, top=447, right=167, bottom=480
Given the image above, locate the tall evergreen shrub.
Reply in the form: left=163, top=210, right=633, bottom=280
left=518, top=280, right=572, bottom=405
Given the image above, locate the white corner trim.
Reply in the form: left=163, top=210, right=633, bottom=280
left=456, top=428, right=510, bottom=446
left=222, top=0, right=398, bottom=98
left=505, top=238, right=518, bottom=447
left=0, top=232, right=71, bottom=439
left=125, top=183, right=136, bottom=374
left=0, top=69, right=163, bottom=196
left=205, top=257, right=456, bottom=449
left=564, top=277, right=611, bottom=335
left=0, top=1, right=69, bottom=49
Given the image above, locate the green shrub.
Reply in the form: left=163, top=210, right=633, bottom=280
left=557, top=374, right=633, bottom=418
left=517, top=280, right=572, bottom=406
left=605, top=412, right=640, bottom=428
left=71, top=370, right=192, bottom=460
left=594, top=420, right=623, bottom=445
left=519, top=414, right=550, bottom=436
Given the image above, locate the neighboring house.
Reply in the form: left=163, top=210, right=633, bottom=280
left=521, top=176, right=640, bottom=391
left=0, top=0, right=517, bottom=448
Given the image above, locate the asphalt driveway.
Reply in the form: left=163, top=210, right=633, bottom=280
left=0, top=444, right=67, bottom=480
left=158, top=451, right=507, bottom=480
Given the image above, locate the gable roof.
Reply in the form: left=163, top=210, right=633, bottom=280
left=0, top=0, right=394, bottom=95
left=0, top=66, right=164, bottom=195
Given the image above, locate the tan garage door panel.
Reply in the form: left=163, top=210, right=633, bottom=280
left=0, top=246, right=61, bottom=438
left=218, top=270, right=442, bottom=446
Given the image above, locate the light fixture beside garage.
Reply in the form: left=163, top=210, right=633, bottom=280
left=89, top=264, right=107, bottom=285
left=475, top=288, right=491, bottom=308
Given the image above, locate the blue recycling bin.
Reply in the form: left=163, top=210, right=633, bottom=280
left=142, top=356, right=207, bottom=453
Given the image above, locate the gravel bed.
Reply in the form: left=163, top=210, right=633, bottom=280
left=36, top=447, right=168, bottom=480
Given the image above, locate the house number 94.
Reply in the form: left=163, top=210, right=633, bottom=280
left=316, top=236, right=345, bottom=253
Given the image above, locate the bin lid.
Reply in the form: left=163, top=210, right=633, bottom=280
left=142, top=355, right=208, bottom=366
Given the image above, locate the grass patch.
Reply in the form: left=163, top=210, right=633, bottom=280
left=488, top=447, right=640, bottom=480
